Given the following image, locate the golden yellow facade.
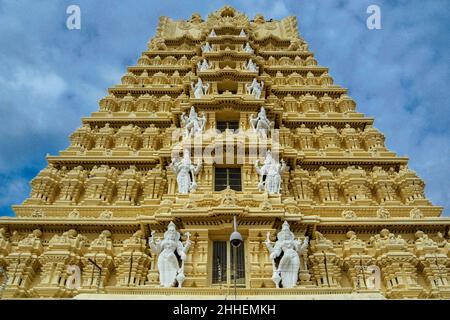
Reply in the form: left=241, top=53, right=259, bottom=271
left=0, top=6, right=449, bottom=300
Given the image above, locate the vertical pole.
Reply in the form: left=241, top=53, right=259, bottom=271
left=234, top=245, right=237, bottom=300
left=323, top=251, right=330, bottom=287
left=128, top=250, right=134, bottom=286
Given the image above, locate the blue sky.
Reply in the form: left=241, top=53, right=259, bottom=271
left=0, top=0, right=448, bottom=216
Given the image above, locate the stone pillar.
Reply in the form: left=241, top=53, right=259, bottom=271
left=181, top=229, right=208, bottom=287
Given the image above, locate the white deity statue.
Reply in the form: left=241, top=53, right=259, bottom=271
left=209, top=29, right=217, bottom=37
left=245, top=59, right=258, bottom=72
left=242, top=42, right=254, bottom=54
left=191, top=78, right=210, bottom=99
left=255, top=151, right=287, bottom=194
left=197, top=59, right=210, bottom=72
left=180, top=106, right=206, bottom=138
left=239, top=29, right=247, bottom=37
left=201, top=42, right=213, bottom=53
left=249, top=106, right=273, bottom=138
left=246, top=78, right=264, bottom=99
left=265, top=221, right=309, bottom=288
left=170, top=148, right=202, bottom=194
left=148, top=222, right=191, bottom=288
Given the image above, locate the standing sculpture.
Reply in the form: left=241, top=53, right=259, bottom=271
left=170, top=148, right=202, bottom=194
left=265, top=221, right=309, bottom=288
left=148, top=222, right=191, bottom=288
left=249, top=106, right=273, bottom=138
left=180, top=106, right=206, bottom=138
left=245, top=59, right=258, bottom=72
left=201, top=42, right=213, bottom=53
left=246, top=78, right=264, bottom=99
left=197, top=59, right=210, bottom=72
left=255, top=151, right=286, bottom=194
left=191, top=78, right=210, bottom=99
left=242, top=42, right=254, bottom=54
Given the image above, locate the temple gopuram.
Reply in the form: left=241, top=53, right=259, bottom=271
left=0, top=6, right=449, bottom=300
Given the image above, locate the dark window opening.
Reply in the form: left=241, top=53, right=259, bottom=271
left=216, top=121, right=239, bottom=133
left=212, top=241, right=227, bottom=284
left=215, top=167, right=242, bottom=191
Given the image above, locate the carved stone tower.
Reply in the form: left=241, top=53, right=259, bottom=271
left=0, top=6, right=449, bottom=299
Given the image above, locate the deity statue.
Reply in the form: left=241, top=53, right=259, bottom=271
left=148, top=222, right=191, bottom=288
left=197, top=59, right=210, bottom=72
left=265, top=221, right=309, bottom=288
left=201, top=42, right=213, bottom=53
left=255, top=151, right=287, bottom=194
left=249, top=106, right=273, bottom=137
left=191, top=78, right=210, bottom=98
left=209, top=29, right=217, bottom=37
left=180, top=106, right=206, bottom=138
left=245, top=59, right=258, bottom=72
left=239, top=29, right=246, bottom=37
left=246, top=78, right=264, bottom=99
left=169, top=148, right=202, bottom=194
left=242, top=42, right=254, bottom=54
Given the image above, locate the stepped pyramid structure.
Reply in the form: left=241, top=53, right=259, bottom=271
left=0, top=6, right=449, bottom=299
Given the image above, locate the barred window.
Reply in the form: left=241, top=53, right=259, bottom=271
left=214, top=167, right=242, bottom=191
left=216, top=121, right=239, bottom=133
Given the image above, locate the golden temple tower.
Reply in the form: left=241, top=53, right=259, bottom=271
left=0, top=6, right=449, bottom=299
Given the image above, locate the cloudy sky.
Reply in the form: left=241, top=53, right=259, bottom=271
left=0, top=0, right=448, bottom=216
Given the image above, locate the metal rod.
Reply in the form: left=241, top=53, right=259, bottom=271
left=233, top=245, right=237, bottom=300
left=88, top=258, right=102, bottom=293
left=323, top=251, right=330, bottom=287
left=128, top=250, right=134, bottom=286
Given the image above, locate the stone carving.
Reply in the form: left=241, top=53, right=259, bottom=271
left=245, top=59, right=258, bottom=72
left=295, top=124, right=314, bottom=149
left=117, top=166, right=142, bottom=205
left=169, top=149, right=202, bottom=194
left=315, top=166, right=339, bottom=203
left=148, top=37, right=167, bottom=50
left=249, top=106, right=273, bottom=137
left=342, top=210, right=357, bottom=219
left=245, top=78, right=264, bottom=99
left=201, top=42, right=213, bottom=53
left=84, top=165, right=118, bottom=204
left=99, top=210, right=113, bottom=219
left=239, top=29, right=246, bottom=37
left=255, top=151, right=286, bottom=194
left=94, top=123, right=115, bottom=150
left=148, top=222, right=191, bottom=288
left=197, top=59, right=210, bottom=71
left=219, top=186, right=237, bottom=207
left=209, top=29, right=217, bottom=37
left=191, top=78, right=210, bottom=98
left=18, top=229, right=43, bottom=247
left=242, top=42, right=254, bottom=54
left=31, top=208, right=45, bottom=218
left=338, top=166, right=372, bottom=204
left=58, top=166, right=87, bottom=204
left=265, top=221, right=309, bottom=288
left=68, top=209, right=80, bottom=218
left=341, top=124, right=360, bottom=149
left=290, top=168, right=314, bottom=202
left=376, top=206, right=391, bottom=219
left=410, top=207, right=424, bottom=219
left=396, top=165, right=427, bottom=204
left=115, top=124, right=141, bottom=150
left=28, top=164, right=62, bottom=204
left=180, top=106, right=206, bottom=138
left=371, top=166, right=398, bottom=203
